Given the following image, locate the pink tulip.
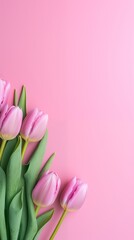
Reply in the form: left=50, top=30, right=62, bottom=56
left=60, top=177, right=88, bottom=212
left=49, top=177, right=88, bottom=240
left=0, top=105, right=23, bottom=140
left=0, top=79, right=10, bottom=111
left=20, top=108, right=48, bottom=142
left=32, top=171, right=61, bottom=208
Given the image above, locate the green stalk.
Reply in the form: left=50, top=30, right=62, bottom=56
left=49, top=209, right=68, bottom=240
left=35, top=205, right=40, bottom=217
left=21, top=140, right=28, bottom=161
left=0, top=139, right=7, bottom=160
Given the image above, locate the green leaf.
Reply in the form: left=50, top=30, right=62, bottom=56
left=0, top=167, right=7, bottom=240
left=24, top=130, right=48, bottom=240
left=25, top=130, right=48, bottom=189
left=34, top=209, right=54, bottom=240
left=37, top=209, right=54, bottom=230
left=18, top=86, right=27, bottom=118
left=6, top=136, right=22, bottom=208
left=38, top=152, right=55, bottom=179
left=18, top=165, right=28, bottom=240
left=1, top=138, right=18, bottom=171
left=13, top=89, right=18, bottom=106
left=23, top=189, right=37, bottom=240
left=18, top=181, right=27, bottom=240
left=9, top=190, right=23, bottom=240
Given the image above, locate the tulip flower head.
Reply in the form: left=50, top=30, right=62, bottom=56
left=0, top=105, right=23, bottom=140
left=60, top=177, right=88, bottom=212
left=0, top=79, right=10, bottom=111
left=32, top=171, right=61, bottom=208
left=20, top=108, right=48, bottom=142
left=49, top=177, right=88, bottom=240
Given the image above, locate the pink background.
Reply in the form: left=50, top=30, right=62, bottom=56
left=0, top=0, right=134, bottom=239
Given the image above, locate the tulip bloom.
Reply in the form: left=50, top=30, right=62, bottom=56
left=32, top=171, right=61, bottom=208
left=20, top=108, right=48, bottom=142
left=49, top=177, right=88, bottom=240
left=0, top=79, right=10, bottom=111
left=60, top=177, right=88, bottom=212
left=0, top=105, right=23, bottom=140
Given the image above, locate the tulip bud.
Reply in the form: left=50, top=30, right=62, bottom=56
left=60, top=177, right=88, bottom=212
left=20, top=108, right=48, bottom=142
left=0, top=79, right=10, bottom=111
left=0, top=105, right=23, bottom=140
left=32, top=171, right=61, bottom=208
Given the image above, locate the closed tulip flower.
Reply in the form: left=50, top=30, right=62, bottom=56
left=49, top=177, right=88, bottom=240
left=0, top=105, right=23, bottom=140
left=20, top=108, right=48, bottom=142
left=32, top=171, right=61, bottom=211
left=0, top=79, right=10, bottom=111
left=60, top=177, right=88, bottom=212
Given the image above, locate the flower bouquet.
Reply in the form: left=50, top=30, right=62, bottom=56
left=0, top=79, right=88, bottom=240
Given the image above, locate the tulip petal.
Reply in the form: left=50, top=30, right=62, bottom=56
left=0, top=80, right=10, bottom=110
left=0, top=106, right=22, bottom=140
left=29, top=113, right=48, bottom=142
left=33, top=172, right=60, bottom=207
left=60, top=177, right=88, bottom=211
left=0, top=104, right=8, bottom=129
left=20, top=108, right=39, bottom=140
left=60, top=177, right=77, bottom=208
left=0, top=80, right=5, bottom=104
left=67, top=183, right=88, bottom=211
left=1, top=82, right=10, bottom=109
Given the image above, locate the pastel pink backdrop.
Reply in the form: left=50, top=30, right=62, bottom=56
left=0, top=0, right=134, bottom=239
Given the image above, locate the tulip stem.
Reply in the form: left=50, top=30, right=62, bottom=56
left=35, top=205, right=40, bottom=217
left=21, top=140, right=28, bottom=161
left=0, top=139, right=7, bottom=160
left=49, top=209, right=68, bottom=240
